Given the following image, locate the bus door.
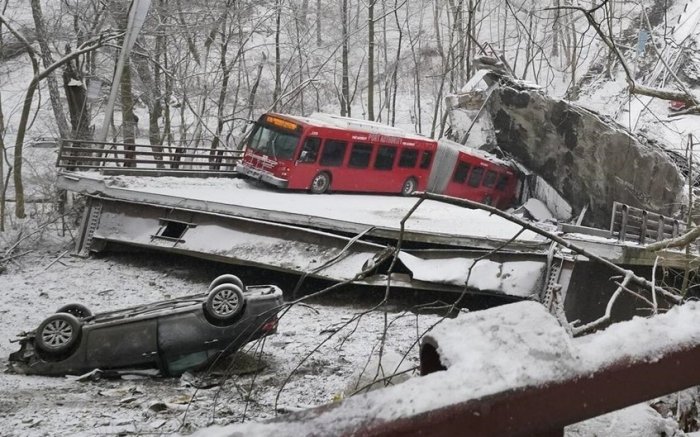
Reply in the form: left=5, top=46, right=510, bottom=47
left=288, top=136, right=322, bottom=189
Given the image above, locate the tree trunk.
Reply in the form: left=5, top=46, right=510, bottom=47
left=12, top=78, right=38, bottom=218
left=341, top=0, right=350, bottom=116
left=62, top=60, right=90, bottom=140
left=246, top=61, right=264, bottom=128
left=391, top=0, right=403, bottom=126
left=367, top=0, right=375, bottom=121
left=132, top=47, right=163, bottom=167
left=551, top=0, right=560, bottom=57
left=30, top=0, right=70, bottom=139
left=211, top=21, right=231, bottom=154
left=120, top=58, right=136, bottom=167
left=0, top=93, right=5, bottom=231
left=159, top=0, right=173, bottom=149
left=316, top=0, right=322, bottom=46
left=273, top=0, right=282, bottom=110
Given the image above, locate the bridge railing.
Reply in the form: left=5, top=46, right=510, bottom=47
left=56, top=139, right=243, bottom=177
left=610, top=201, right=684, bottom=244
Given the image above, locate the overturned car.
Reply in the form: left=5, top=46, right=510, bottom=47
left=9, top=274, right=283, bottom=376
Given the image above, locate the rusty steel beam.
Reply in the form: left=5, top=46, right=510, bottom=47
left=204, top=341, right=700, bottom=437
left=393, top=345, right=700, bottom=437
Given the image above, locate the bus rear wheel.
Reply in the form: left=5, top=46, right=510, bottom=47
left=401, top=177, right=417, bottom=196
left=310, top=172, right=331, bottom=194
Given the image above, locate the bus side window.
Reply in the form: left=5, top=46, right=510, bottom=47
left=299, top=137, right=321, bottom=163
left=398, top=148, right=418, bottom=168
left=468, top=167, right=485, bottom=187
left=483, top=170, right=497, bottom=188
left=374, top=145, right=397, bottom=170
left=419, top=151, right=433, bottom=169
left=496, top=174, right=509, bottom=191
left=349, top=143, right=373, bottom=168
left=452, top=162, right=470, bottom=183
left=320, top=140, right=347, bottom=166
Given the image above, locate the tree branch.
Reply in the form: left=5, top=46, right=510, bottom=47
left=646, top=226, right=700, bottom=251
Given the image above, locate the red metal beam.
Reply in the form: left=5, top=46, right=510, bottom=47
left=383, top=345, right=700, bottom=437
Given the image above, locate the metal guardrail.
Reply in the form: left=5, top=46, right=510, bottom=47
left=610, top=201, right=684, bottom=243
left=56, top=139, right=243, bottom=177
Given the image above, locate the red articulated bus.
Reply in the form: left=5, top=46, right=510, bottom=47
left=238, top=112, right=520, bottom=209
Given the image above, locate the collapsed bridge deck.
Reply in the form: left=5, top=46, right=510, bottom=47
left=58, top=171, right=689, bottom=323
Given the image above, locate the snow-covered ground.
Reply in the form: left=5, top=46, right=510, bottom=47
left=0, top=234, right=448, bottom=436
left=3, top=233, right=697, bottom=436
left=2, top=0, right=700, bottom=435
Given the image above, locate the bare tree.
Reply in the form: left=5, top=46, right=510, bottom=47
left=340, top=0, right=351, bottom=116
left=0, top=13, right=118, bottom=218
left=367, top=0, right=376, bottom=120
left=547, top=1, right=699, bottom=111
left=29, top=0, right=70, bottom=139
left=0, top=93, right=6, bottom=231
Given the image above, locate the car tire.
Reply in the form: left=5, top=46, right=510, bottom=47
left=204, top=284, right=246, bottom=324
left=56, top=303, right=92, bottom=319
left=310, top=172, right=330, bottom=194
left=208, top=274, right=244, bottom=292
left=401, top=177, right=417, bottom=196
left=35, top=313, right=81, bottom=355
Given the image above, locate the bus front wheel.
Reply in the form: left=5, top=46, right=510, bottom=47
left=310, top=172, right=331, bottom=194
left=401, top=177, right=417, bottom=196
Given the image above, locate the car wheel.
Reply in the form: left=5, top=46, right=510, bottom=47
left=56, top=303, right=92, bottom=319
left=208, top=274, right=244, bottom=292
left=401, top=177, right=417, bottom=196
left=205, top=284, right=245, bottom=324
left=35, top=313, right=81, bottom=355
left=310, top=172, right=330, bottom=194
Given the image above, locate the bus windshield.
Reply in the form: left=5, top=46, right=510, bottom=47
left=248, top=124, right=300, bottom=160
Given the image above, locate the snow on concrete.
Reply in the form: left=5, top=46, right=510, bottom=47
left=96, top=174, right=546, bottom=243
left=520, top=198, right=556, bottom=222
left=397, top=252, right=545, bottom=298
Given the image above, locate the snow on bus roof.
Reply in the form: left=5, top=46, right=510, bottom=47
left=437, top=137, right=513, bottom=168
left=281, top=112, right=429, bottom=142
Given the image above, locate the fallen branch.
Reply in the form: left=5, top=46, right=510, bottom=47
left=629, top=83, right=698, bottom=106
left=43, top=249, right=68, bottom=271
left=645, top=226, right=700, bottom=252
